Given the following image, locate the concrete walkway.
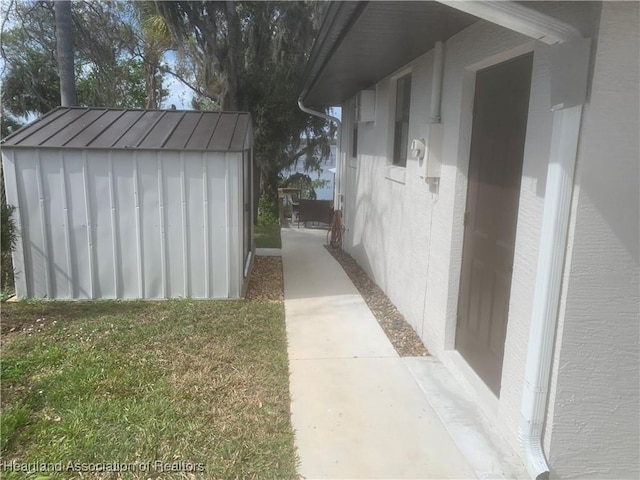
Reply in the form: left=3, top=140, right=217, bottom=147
left=283, top=227, right=477, bottom=479
left=282, top=227, right=527, bottom=480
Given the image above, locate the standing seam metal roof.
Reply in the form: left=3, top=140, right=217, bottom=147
left=1, top=107, right=253, bottom=152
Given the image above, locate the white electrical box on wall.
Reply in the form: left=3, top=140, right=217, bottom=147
left=355, top=89, right=376, bottom=123
left=416, top=123, right=443, bottom=184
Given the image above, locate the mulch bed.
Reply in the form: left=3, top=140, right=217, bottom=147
left=326, top=246, right=429, bottom=357
left=245, top=256, right=284, bottom=302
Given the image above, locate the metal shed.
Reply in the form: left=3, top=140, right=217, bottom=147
left=1, top=107, right=254, bottom=300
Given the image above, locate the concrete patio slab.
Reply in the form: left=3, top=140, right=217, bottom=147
left=282, top=227, right=477, bottom=479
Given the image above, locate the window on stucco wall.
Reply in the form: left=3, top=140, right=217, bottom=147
left=393, top=73, right=412, bottom=167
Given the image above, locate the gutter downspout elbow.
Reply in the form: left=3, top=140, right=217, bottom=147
left=297, top=99, right=341, bottom=128
left=297, top=98, right=343, bottom=209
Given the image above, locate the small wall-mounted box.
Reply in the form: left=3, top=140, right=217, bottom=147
left=355, top=89, right=376, bottom=123
left=415, top=123, right=443, bottom=184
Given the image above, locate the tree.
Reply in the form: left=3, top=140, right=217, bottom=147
left=155, top=1, right=335, bottom=197
left=125, top=1, right=173, bottom=109
left=54, top=0, right=77, bottom=106
left=1, top=0, right=166, bottom=116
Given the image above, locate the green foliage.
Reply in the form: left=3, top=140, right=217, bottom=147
left=1, top=203, right=17, bottom=255
left=1, top=202, right=17, bottom=291
left=75, top=58, right=152, bottom=109
left=281, top=172, right=319, bottom=200
left=1, top=110, right=23, bottom=139
left=1, top=0, right=166, bottom=116
left=254, top=224, right=282, bottom=249
left=257, top=193, right=279, bottom=226
left=156, top=1, right=335, bottom=197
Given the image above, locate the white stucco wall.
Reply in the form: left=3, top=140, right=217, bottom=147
left=543, top=3, right=640, bottom=478
left=341, top=18, right=543, bottom=450
left=339, top=2, right=635, bottom=474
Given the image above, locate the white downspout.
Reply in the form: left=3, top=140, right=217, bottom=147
left=430, top=41, right=444, bottom=123
left=297, top=99, right=343, bottom=209
left=519, top=105, right=583, bottom=480
left=433, top=2, right=590, bottom=478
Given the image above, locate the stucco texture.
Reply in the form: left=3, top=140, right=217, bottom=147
left=545, top=3, right=640, bottom=478
left=339, top=1, right=638, bottom=477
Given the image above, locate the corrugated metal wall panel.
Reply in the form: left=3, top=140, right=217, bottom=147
left=2, top=147, right=240, bottom=300
left=111, top=150, right=139, bottom=298
left=209, top=155, right=230, bottom=298
left=138, top=150, right=163, bottom=298
left=162, top=154, right=184, bottom=297
left=6, top=150, right=33, bottom=297
left=42, top=151, right=72, bottom=298
left=66, top=150, right=93, bottom=297
left=87, top=151, right=117, bottom=298
left=185, top=154, right=207, bottom=298
left=20, top=151, right=46, bottom=296
left=226, top=152, right=242, bottom=297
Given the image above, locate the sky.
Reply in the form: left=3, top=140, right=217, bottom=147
left=160, top=51, right=189, bottom=110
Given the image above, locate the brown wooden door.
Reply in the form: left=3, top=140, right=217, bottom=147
left=456, top=54, right=533, bottom=396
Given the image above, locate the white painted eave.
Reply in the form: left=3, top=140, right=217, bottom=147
left=436, top=1, right=582, bottom=44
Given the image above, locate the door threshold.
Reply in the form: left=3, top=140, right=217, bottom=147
left=404, top=356, right=527, bottom=479
left=442, top=350, right=501, bottom=420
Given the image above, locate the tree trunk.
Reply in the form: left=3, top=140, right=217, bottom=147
left=55, top=0, right=77, bottom=107
left=223, top=0, right=242, bottom=110
left=145, top=57, right=158, bottom=109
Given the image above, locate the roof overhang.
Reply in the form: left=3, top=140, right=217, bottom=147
left=300, top=1, right=478, bottom=107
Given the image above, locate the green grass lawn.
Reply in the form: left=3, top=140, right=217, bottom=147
left=254, top=224, right=281, bottom=249
left=0, top=299, right=296, bottom=479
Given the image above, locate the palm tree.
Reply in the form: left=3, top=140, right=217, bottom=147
left=54, top=0, right=77, bottom=106
left=130, top=2, right=173, bottom=109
